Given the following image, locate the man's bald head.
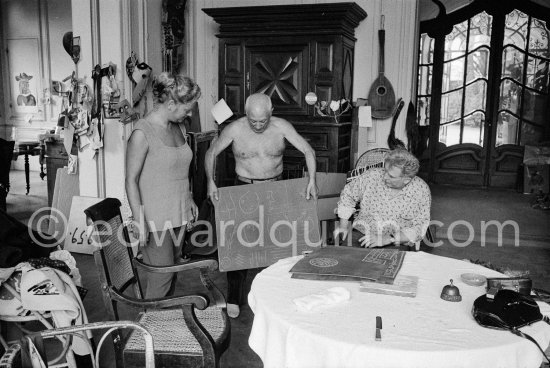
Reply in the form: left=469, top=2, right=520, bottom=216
left=245, top=93, right=273, bottom=133
left=245, top=93, right=272, bottom=116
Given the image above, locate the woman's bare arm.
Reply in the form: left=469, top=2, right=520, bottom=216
left=125, top=129, right=149, bottom=243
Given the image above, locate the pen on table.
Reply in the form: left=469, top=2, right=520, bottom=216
left=375, top=316, right=382, bottom=341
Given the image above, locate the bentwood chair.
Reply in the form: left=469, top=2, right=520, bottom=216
left=84, top=198, right=230, bottom=368
left=0, top=321, right=155, bottom=368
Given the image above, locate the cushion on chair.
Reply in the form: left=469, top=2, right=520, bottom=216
left=125, top=307, right=227, bottom=355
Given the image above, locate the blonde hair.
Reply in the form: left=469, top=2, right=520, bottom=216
left=385, top=149, right=420, bottom=178
left=152, top=72, right=201, bottom=105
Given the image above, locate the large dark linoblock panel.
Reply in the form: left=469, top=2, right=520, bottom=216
left=214, top=178, right=320, bottom=272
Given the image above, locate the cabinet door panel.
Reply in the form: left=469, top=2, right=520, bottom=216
left=315, top=42, right=334, bottom=74
left=246, top=43, right=309, bottom=115
left=224, top=84, right=242, bottom=115
left=220, top=41, right=245, bottom=115
left=224, top=44, right=242, bottom=75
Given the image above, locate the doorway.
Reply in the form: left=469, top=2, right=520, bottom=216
left=1, top=0, right=73, bottom=216
left=417, top=1, right=550, bottom=188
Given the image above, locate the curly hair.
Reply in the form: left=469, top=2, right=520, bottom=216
left=384, top=149, right=420, bottom=178
left=152, top=72, right=201, bottom=105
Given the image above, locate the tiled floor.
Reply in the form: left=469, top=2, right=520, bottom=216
left=4, top=169, right=550, bottom=367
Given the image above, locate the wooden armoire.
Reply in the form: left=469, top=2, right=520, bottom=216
left=203, top=3, right=367, bottom=186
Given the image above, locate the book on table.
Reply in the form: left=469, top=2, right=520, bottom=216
left=289, top=246, right=406, bottom=284
left=359, top=275, right=418, bottom=297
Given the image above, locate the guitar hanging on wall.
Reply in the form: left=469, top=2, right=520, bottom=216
left=368, top=15, right=396, bottom=120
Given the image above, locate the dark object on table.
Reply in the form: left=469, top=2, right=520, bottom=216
left=290, top=247, right=406, bottom=284
left=0, top=138, right=15, bottom=211
left=486, top=277, right=532, bottom=296
left=375, top=316, right=382, bottom=341
left=473, top=289, right=550, bottom=363
left=440, top=279, right=462, bottom=302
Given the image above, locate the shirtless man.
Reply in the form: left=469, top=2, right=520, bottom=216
left=205, top=92, right=317, bottom=317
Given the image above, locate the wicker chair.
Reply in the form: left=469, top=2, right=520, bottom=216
left=347, top=147, right=390, bottom=182
left=84, top=198, right=230, bottom=368
left=0, top=321, right=155, bottom=368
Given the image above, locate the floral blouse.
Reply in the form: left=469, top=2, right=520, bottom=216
left=337, top=168, right=431, bottom=244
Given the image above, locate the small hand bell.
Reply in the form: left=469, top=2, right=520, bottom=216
left=440, top=279, right=462, bottom=302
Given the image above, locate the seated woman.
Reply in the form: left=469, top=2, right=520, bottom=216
left=333, top=149, right=431, bottom=250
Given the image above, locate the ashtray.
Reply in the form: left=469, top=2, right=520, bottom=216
left=460, top=273, right=487, bottom=286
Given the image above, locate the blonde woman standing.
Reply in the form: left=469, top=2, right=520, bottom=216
left=125, top=72, right=200, bottom=298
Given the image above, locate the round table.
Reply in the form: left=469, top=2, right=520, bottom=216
left=248, top=251, right=550, bottom=368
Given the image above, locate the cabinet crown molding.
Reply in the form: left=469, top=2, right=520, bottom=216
left=203, top=2, right=367, bottom=40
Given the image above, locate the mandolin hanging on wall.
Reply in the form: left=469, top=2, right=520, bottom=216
left=368, top=15, right=396, bottom=120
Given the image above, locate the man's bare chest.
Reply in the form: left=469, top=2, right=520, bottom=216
left=232, top=133, right=285, bottom=159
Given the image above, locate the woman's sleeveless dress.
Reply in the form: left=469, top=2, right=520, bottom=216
left=132, top=120, right=193, bottom=231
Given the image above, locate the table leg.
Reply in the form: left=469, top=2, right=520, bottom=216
left=25, top=152, right=30, bottom=195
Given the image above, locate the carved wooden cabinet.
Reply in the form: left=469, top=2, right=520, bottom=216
left=203, top=3, right=367, bottom=185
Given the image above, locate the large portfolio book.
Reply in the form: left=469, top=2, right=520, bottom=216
left=290, top=246, right=406, bottom=284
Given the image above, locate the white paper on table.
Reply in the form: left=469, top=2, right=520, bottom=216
left=211, top=99, right=233, bottom=124
left=358, top=106, right=373, bottom=128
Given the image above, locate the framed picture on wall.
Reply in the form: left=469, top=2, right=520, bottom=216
left=7, top=38, right=42, bottom=116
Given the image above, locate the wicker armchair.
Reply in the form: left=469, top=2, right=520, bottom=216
left=84, top=198, right=230, bottom=368
left=347, top=147, right=389, bottom=182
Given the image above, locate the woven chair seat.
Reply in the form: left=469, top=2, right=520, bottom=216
left=125, top=307, right=227, bottom=355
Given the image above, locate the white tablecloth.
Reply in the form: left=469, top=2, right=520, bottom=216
left=248, top=251, right=550, bottom=368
